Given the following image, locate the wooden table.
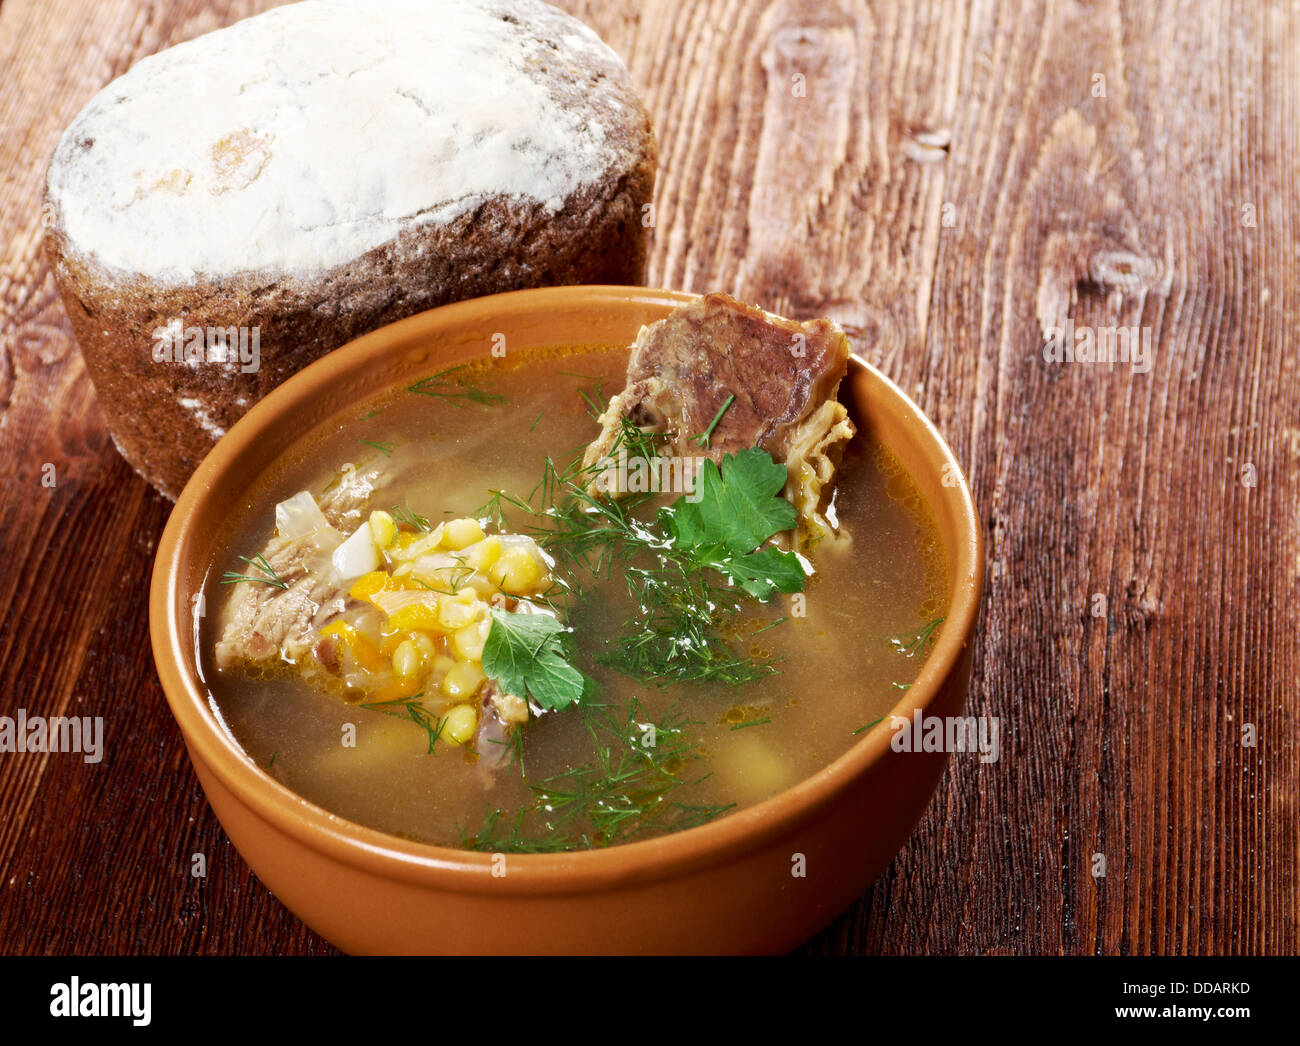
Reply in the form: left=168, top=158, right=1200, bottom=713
left=1, top=0, right=1295, bottom=956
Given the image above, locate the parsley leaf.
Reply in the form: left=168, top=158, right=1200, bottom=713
left=663, top=448, right=805, bottom=599
left=713, top=543, right=806, bottom=599
left=482, top=608, right=588, bottom=711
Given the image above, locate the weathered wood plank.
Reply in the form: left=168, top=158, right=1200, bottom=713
left=860, top=0, right=1300, bottom=955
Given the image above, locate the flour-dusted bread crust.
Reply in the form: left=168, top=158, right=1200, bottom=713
left=43, top=0, right=656, bottom=498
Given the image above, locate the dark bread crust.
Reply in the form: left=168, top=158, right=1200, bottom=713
left=46, top=158, right=653, bottom=498
left=43, top=1, right=657, bottom=500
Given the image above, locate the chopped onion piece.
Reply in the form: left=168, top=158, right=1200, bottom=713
left=369, top=589, right=440, bottom=617
left=332, top=521, right=380, bottom=582
left=499, top=534, right=539, bottom=552
left=275, top=491, right=331, bottom=539
left=388, top=524, right=445, bottom=564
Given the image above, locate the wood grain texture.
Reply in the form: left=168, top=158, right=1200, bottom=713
left=0, top=0, right=1294, bottom=955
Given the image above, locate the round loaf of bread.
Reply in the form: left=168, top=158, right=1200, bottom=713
left=43, top=0, right=656, bottom=498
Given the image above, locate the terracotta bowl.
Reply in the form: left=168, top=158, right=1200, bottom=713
left=150, top=285, right=984, bottom=954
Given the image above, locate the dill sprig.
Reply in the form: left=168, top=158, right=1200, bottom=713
left=409, top=556, right=474, bottom=595
left=457, top=697, right=734, bottom=852
left=359, top=692, right=447, bottom=755
left=555, top=372, right=608, bottom=420
left=390, top=502, right=431, bottom=533
left=474, top=415, right=663, bottom=588
left=576, top=380, right=607, bottom=420
left=689, top=393, right=735, bottom=449
left=473, top=416, right=796, bottom=685
left=595, top=561, right=779, bottom=685
left=220, top=553, right=288, bottom=590
left=408, top=364, right=507, bottom=408
left=357, top=438, right=395, bottom=456
left=484, top=723, right=527, bottom=778
left=730, top=717, right=771, bottom=730
left=890, top=616, right=945, bottom=658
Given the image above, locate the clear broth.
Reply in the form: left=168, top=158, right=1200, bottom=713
left=200, top=346, right=948, bottom=850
